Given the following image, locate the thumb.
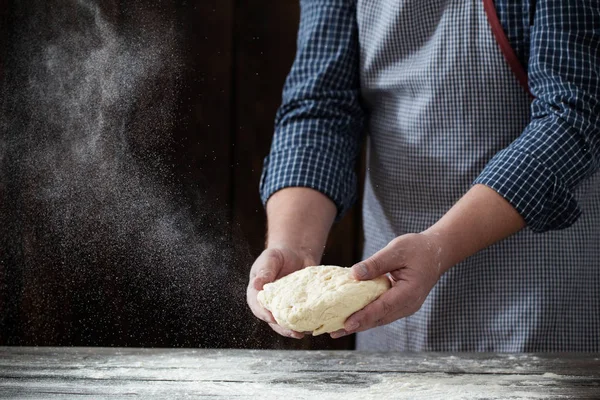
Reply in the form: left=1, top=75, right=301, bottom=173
left=253, top=269, right=277, bottom=290
left=351, top=245, right=400, bottom=281
left=251, top=249, right=283, bottom=290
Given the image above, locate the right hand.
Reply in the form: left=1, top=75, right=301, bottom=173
left=247, top=247, right=314, bottom=339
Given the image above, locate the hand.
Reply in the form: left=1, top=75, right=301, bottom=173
left=247, top=247, right=315, bottom=339
left=330, top=233, right=444, bottom=338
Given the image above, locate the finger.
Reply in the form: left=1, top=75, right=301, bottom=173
left=250, top=249, right=283, bottom=290
left=330, top=329, right=349, bottom=339
left=246, top=285, right=276, bottom=324
left=351, top=242, right=405, bottom=281
left=253, top=274, right=275, bottom=291
left=344, top=283, right=414, bottom=333
left=269, top=322, right=304, bottom=339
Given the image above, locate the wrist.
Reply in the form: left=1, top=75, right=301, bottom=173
left=421, top=230, right=463, bottom=276
left=264, top=187, right=337, bottom=267
left=421, top=184, right=525, bottom=274
left=419, top=229, right=465, bottom=275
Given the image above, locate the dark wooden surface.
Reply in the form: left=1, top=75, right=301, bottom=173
left=1, top=347, right=599, bottom=399
left=0, top=1, right=361, bottom=350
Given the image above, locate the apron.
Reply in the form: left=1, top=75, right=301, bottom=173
left=355, top=0, right=600, bottom=351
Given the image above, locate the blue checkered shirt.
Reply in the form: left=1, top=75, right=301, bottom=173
left=259, top=0, right=600, bottom=233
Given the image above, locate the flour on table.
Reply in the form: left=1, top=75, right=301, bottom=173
left=257, top=265, right=390, bottom=335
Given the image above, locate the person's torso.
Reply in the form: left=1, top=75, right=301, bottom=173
left=355, top=0, right=600, bottom=352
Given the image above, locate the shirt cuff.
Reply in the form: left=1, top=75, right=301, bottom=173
left=473, top=146, right=582, bottom=233
left=259, top=146, right=357, bottom=221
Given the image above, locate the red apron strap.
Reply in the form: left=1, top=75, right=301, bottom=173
left=483, top=0, right=534, bottom=99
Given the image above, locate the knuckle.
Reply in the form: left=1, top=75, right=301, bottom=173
left=380, top=298, right=395, bottom=316
left=265, top=248, right=284, bottom=266
left=388, top=236, right=403, bottom=247
left=388, top=237, right=410, bottom=261
left=367, top=258, right=384, bottom=277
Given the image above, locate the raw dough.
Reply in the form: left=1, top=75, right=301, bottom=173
left=257, top=265, right=390, bottom=335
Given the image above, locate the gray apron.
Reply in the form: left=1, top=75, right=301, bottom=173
left=356, top=0, right=600, bottom=351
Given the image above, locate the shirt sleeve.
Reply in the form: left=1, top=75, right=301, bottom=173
left=474, top=0, right=600, bottom=233
left=259, top=0, right=365, bottom=220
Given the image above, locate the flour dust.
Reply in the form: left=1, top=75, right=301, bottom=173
left=0, top=0, right=260, bottom=347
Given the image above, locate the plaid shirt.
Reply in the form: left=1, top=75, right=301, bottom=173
left=259, top=0, right=600, bottom=233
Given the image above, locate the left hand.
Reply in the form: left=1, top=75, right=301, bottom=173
left=330, top=232, right=445, bottom=338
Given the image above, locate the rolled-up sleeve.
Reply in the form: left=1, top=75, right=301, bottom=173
left=259, top=0, right=365, bottom=220
left=474, top=0, right=600, bottom=232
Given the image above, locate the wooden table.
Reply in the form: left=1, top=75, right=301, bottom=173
left=1, top=347, right=599, bottom=399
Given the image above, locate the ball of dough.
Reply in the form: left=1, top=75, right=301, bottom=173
left=257, top=265, right=390, bottom=336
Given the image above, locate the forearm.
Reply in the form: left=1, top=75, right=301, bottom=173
left=422, top=184, right=526, bottom=274
left=266, top=187, right=337, bottom=264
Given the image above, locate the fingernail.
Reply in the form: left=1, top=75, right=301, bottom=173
left=345, top=321, right=360, bottom=331
left=330, top=331, right=346, bottom=339
left=354, top=263, right=368, bottom=279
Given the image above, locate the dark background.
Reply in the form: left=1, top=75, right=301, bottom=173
left=0, top=0, right=364, bottom=349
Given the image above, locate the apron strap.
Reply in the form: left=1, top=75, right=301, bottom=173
left=483, top=0, right=534, bottom=99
